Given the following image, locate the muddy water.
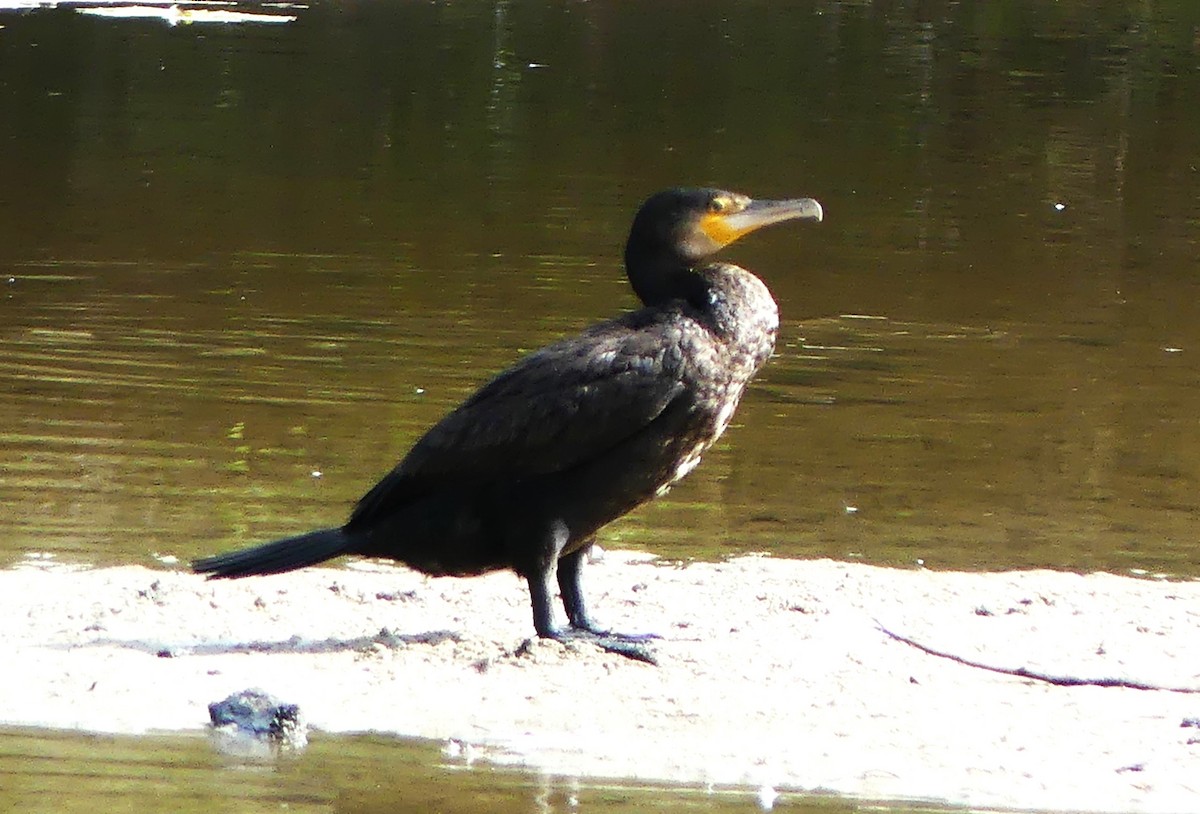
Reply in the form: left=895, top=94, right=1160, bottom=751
left=4, top=0, right=1199, bottom=577
left=1, top=727, right=887, bottom=813
left=3, top=0, right=1199, bottom=809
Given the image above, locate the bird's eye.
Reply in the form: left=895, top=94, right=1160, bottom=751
left=708, top=197, right=729, bottom=214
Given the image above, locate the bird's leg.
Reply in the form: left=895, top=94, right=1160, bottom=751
left=526, top=525, right=658, bottom=660
left=526, top=520, right=570, bottom=639
left=557, top=542, right=659, bottom=643
left=528, top=568, right=562, bottom=638
left=557, top=541, right=600, bottom=632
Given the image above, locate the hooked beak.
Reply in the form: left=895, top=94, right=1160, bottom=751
left=696, top=197, right=824, bottom=253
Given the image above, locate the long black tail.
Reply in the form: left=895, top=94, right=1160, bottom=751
left=193, top=528, right=352, bottom=579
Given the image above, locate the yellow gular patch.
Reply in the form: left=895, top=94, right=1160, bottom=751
left=697, top=212, right=748, bottom=248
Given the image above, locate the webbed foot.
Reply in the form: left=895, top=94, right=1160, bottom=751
left=547, top=626, right=659, bottom=666
left=569, top=622, right=661, bottom=643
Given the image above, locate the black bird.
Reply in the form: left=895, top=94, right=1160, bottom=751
left=194, top=187, right=823, bottom=639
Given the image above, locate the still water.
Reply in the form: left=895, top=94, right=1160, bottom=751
left=3, top=0, right=1198, bottom=576
left=1, top=0, right=1199, bottom=808
left=2, top=727, right=913, bottom=813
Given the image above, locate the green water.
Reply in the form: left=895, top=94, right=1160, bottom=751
left=0, top=727, right=940, bottom=813
left=3, top=1, right=1200, bottom=575
left=1, top=0, right=1200, bottom=809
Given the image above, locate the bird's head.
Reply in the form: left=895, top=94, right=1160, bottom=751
left=624, top=187, right=823, bottom=307
left=628, top=187, right=824, bottom=264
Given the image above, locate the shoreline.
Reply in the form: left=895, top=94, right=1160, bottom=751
left=3, top=553, right=1199, bottom=812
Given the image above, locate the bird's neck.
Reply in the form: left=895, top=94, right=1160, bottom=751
left=624, top=241, right=710, bottom=310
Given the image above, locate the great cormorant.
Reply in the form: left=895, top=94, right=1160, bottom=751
left=193, top=187, right=824, bottom=639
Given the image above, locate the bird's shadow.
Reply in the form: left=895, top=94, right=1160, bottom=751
left=71, top=628, right=462, bottom=658
left=73, top=626, right=659, bottom=665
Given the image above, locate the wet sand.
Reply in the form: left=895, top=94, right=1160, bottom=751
left=2, top=553, right=1198, bottom=812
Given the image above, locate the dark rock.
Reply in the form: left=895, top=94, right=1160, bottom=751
left=207, top=688, right=307, bottom=755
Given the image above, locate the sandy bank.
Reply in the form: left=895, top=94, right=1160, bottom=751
left=2, top=553, right=1198, bottom=812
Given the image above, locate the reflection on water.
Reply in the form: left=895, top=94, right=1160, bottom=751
left=0, top=727, right=906, bottom=814
left=4, top=0, right=1200, bottom=810
left=1, top=1, right=1200, bottom=582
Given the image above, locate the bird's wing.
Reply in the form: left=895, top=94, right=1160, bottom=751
left=346, top=322, right=688, bottom=528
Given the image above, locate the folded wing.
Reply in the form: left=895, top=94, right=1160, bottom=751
left=347, top=320, right=688, bottom=529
